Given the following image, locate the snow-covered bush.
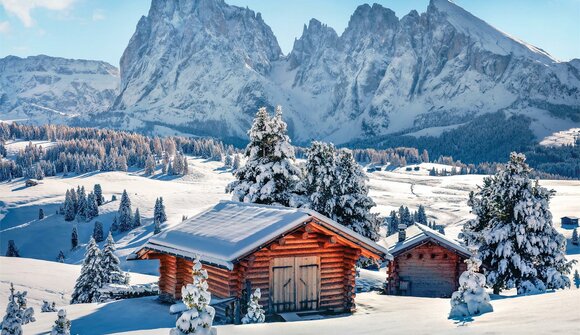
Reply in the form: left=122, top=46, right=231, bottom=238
left=13, top=290, right=35, bottom=324
left=449, top=253, right=493, bottom=318
left=462, top=152, right=574, bottom=294
left=226, top=106, right=302, bottom=207
left=41, top=300, right=57, bottom=313
left=170, top=257, right=215, bottom=335
left=242, top=288, right=265, bottom=324
left=71, top=238, right=103, bottom=304
left=51, top=309, right=71, bottom=335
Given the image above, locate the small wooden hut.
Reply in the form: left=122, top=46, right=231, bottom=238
left=384, top=223, right=470, bottom=298
left=130, top=201, right=390, bottom=318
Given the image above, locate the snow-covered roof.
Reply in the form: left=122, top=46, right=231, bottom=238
left=135, top=201, right=390, bottom=269
left=380, top=223, right=470, bottom=257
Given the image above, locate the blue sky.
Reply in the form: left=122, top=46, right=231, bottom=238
left=0, top=0, right=578, bottom=67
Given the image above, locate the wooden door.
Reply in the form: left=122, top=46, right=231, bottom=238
left=296, top=256, right=320, bottom=310
left=271, top=256, right=320, bottom=312
left=271, top=257, right=295, bottom=313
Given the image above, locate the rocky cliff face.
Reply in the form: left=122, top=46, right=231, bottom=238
left=92, top=0, right=580, bottom=144
left=0, top=55, right=118, bottom=124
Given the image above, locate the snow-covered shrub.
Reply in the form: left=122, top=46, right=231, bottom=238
left=71, top=238, right=103, bottom=304
left=14, top=290, right=35, bottom=324
left=449, top=254, right=493, bottom=319
left=242, top=288, right=265, bottom=324
left=41, top=300, right=57, bottom=313
left=462, top=152, right=575, bottom=294
left=170, top=257, right=215, bottom=335
left=51, top=309, right=71, bottom=335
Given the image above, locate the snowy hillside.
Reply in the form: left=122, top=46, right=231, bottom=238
left=82, top=0, right=580, bottom=148
left=0, top=55, right=119, bottom=125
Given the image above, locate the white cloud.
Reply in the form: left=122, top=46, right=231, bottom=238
left=92, top=9, right=105, bottom=21
left=0, top=0, right=75, bottom=27
left=0, top=21, right=10, bottom=34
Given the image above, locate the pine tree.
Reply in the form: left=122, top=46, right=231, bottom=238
left=93, top=184, right=104, bottom=206
left=387, top=210, right=399, bottom=236
left=572, top=228, right=579, bottom=246
left=117, top=190, right=132, bottom=232
left=573, top=270, right=580, bottom=289
left=241, top=288, right=265, bottom=324
left=144, top=155, right=156, bottom=176
left=71, top=227, right=78, bottom=250
left=226, top=106, right=302, bottom=206
left=1, top=284, right=22, bottom=335
left=333, top=149, right=380, bottom=240
left=63, top=190, right=75, bottom=221
left=154, top=197, right=167, bottom=223
left=57, top=250, right=65, bottom=263
left=110, top=215, right=119, bottom=232
left=170, top=257, right=215, bottom=335
left=304, top=141, right=339, bottom=217
left=86, top=192, right=99, bottom=220
left=5, top=240, right=19, bottom=257
left=50, top=309, right=71, bottom=335
left=76, top=186, right=87, bottom=221
left=93, top=221, right=104, bottom=243
left=71, top=238, right=103, bottom=304
left=416, top=205, right=427, bottom=225
left=224, top=153, right=233, bottom=168
left=449, top=251, right=493, bottom=318
left=133, top=208, right=141, bottom=228
left=462, top=153, right=574, bottom=294
left=13, top=289, right=35, bottom=324
left=232, top=154, right=241, bottom=171
left=154, top=218, right=161, bottom=235
left=38, top=208, right=45, bottom=220
left=101, top=233, right=124, bottom=285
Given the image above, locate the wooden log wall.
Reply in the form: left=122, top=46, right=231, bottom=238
left=387, top=241, right=467, bottom=298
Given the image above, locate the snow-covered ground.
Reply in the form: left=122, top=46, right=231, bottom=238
left=539, top=127, right=580, bottom=147
left=1, top=142, right=579, bottom=334
left=3, top=257, right=578, bottom=335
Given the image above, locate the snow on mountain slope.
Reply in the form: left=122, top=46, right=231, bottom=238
left=0, top=55, right=119, bottom=125
left=86, top=0, right=579, bottom=147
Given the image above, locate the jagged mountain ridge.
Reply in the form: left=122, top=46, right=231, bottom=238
left=0, top=55, right=119, bottom=124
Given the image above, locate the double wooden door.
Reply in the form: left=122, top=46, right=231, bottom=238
left=271, top=256, right=320, bottom=313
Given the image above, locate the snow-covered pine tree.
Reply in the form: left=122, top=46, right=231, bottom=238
left=304, top=141, right=338, bottom=216
left=224, top=153, right=233, bottom=168
left=132, top=208, right=141, bottom=228
left=93, top=221, right=104, bottom=243
left=14, top=289, right=35, bottom=324
left=110, top=215, right=119, bottom=232
left=154, top=197, right=167, bottom=223
left=63, top=190, right=75, bottom=221
left=145, top=155, right=156, bottom=176
left=117, top=190, right=132, bottom=232
left=462, top=152, right=574, bottom=294
left=1, top=284, right=22, bottom=335
left=76, top=186, right=87, bottom=221
left=71, top=237, right=103, bottom=304
left=86, top=192, right=98, bottom=220
left=226, top=106, right=301, bottom=206
left=241, top=288, right=265, bottom=324
left=170, top=257, right=215, bottom=335
left=387, top=210, right=399, bottom=236
left=41, top=300, right=57, bottom=313
left=38, top=208, right=44, bottom=220
left=101, top=233, right=124, bottom=285
left=574, top=270, right=580, bottom=289
left=154, top=218, right=161, bottom=235
left=232, top=154, right=241, bottom=171
left=93, top=184, right=104, bottom=206
left=5, top=240, right=19, bottom=257
left=449, top=251, right=493, bottom=318
left=572, top=228, right=579, bottom=246
left=333, top=149, right=380, bottom=241
left=50, top=309, right=70, bottom=335
left=57, top=250, right=65, bottom=263
left=416, top=205, right=427, bottom=225
left=71, top=227, right=78, bottom=250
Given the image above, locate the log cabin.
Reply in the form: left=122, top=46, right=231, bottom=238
left=383, top=223, right=470, bottom=298
left=130, top=200, right=390, bottom=319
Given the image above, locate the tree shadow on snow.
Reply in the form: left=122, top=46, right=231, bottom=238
left=71, top=297, right=174, bottom=335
